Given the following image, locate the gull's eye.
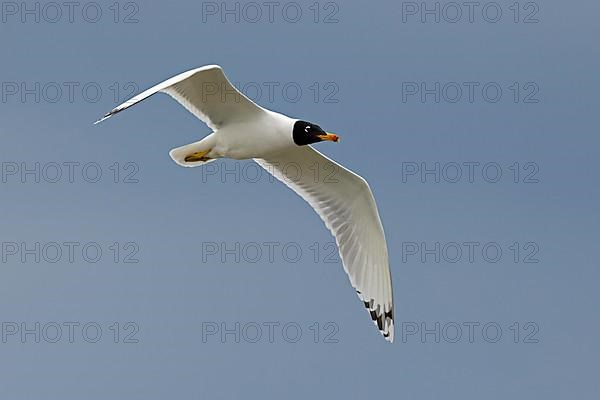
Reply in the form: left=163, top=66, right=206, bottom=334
left=305, top=126, right=311, bottom=133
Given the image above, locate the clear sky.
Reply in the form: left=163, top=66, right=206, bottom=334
left=1, top=0, right=598, bottom=398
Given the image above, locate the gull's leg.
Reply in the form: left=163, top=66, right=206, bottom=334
left=184, top=150, right=212, bottom=162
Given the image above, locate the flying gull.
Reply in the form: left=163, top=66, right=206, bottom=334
left=95, top=65, right=394, bottom=342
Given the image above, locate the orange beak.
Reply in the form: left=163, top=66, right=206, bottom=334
left=317, top=133, right=340, bottom=142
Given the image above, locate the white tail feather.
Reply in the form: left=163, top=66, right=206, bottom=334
left=169, top=134, right=217, bottom=168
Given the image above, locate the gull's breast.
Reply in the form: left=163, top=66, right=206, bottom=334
left=214, top=112, right=294, bottom=160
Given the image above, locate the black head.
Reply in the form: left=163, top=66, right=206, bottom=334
left=292, top=120, right=339, bottom=146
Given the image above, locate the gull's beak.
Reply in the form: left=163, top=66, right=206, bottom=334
left=317, top=133, right=340, bottom=142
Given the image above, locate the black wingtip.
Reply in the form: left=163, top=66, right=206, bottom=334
left=93, top=106, right=123, bottom=125
left=362, top=298, right=394, bottom=342
left=93, top=112, right=112, bottom=125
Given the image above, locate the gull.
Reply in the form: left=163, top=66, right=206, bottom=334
left=95, top=65, right=394, bottom=342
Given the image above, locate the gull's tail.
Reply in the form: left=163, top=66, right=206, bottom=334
left=169, top=134, right=217, bottom=168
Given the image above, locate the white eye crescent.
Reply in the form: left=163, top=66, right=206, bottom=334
left=305, top=126, right=311, bottom=132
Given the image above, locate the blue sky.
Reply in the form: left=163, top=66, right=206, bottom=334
left=1, top=0, right=599, bottom=398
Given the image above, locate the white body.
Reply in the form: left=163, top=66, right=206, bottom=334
left=170, top=109, right=296, bottom=165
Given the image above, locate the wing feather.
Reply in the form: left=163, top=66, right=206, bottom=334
left=94, top=65, right=264, bottom=128
left=255, top=146, right=394, bottom=342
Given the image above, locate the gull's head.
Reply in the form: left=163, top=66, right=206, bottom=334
left=292, top=120, right=339, bottom=146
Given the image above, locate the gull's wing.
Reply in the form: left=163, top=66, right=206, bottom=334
left=255, top=147, right=394, bottom=342
left=94, top=65, right=264, bottom=129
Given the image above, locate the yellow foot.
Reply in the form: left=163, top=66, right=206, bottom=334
left=184, top=149, right=212, bottom=162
